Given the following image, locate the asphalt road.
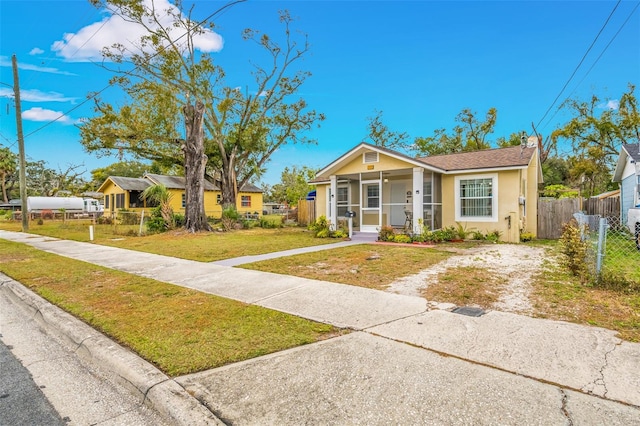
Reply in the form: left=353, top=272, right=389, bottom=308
left=0, top=287, right=169, bottom=426
left=0, top=339, right=64, bottom=426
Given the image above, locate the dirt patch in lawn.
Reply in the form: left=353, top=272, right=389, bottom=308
left=386, top=243, right=549, bottom=315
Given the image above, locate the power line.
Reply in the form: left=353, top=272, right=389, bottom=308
left=535, top=0, right=622, bottom=130
left=17, top=0, right=247, bottom=141
left=540, top=1, right=640, bottom=129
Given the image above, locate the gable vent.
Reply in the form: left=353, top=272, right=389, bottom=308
left=363, top=151, right=379, bottom=164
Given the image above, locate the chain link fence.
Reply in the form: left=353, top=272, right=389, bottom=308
left=574, top=213, right=640, bottom=285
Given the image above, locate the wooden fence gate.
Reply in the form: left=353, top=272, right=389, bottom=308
left=537, top=198, right=581, bottom=239
left=297, top=199, right=316, bottom=226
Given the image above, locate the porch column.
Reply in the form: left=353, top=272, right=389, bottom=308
left=329, top=175, right=337, bottom=230
left=412, top=168, right=423, bottom=233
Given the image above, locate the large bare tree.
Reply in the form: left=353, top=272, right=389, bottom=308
left=80, top=1, right=323, bottom=231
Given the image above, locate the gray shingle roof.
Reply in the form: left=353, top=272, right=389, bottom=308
left=623, top=143, right=640, bottom=162
left=145, top=173, right=219, bottom=191
left=109, top=176, right=151, bottom=191
left=417, top=145, right=537, bottom=172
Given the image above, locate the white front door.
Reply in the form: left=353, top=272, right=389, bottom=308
left=361, top=181, right=381, bottom=232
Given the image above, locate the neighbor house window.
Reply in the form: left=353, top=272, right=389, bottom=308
left=216, top=194, right=221, bottom=204
left=104, top=195, right=109, bottom=209
left=181, top=194, right=186, bottom=208
left=455, top=174, right=497, bottom=222
left=241, top=196, right=251, bottom=207
left=115, top=193, right=125, bottom=209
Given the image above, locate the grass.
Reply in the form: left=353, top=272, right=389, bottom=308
left=529, top=248, right=640, bottom=342
left=242, top=244, right=454, bottom=289
left=0, top=219, right=339, bottom=262
left=602, top=230, right=640, bottom=284
left=0, top=240, right=340, bottom=376
left=421, top=266, right=508, bottom=309
left=247, top=239, right=639, bottom=342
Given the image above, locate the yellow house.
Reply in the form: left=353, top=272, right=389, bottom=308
left=313, top=143, right=542, bottom=243
left=97, top=173, right=263, bottom=218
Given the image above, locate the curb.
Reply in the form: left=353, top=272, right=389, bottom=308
left=0, top=274, right=224, bottom=426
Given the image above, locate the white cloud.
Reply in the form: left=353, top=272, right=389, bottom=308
left=0, top=88, right=76, bottom=103
left=0, top=56, right=76, bottom=75
left=51, top=0, right=223, bottom=62
left=30, top=48, right=45, bottom=55
left=22, top=107, right=73, bottom=124
left=598, top=99, right=619, bottom=110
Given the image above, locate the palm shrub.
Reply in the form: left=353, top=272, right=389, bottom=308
left=309, top=216, right=331, bottom=238
left=142, top=184, right=174, bottom=230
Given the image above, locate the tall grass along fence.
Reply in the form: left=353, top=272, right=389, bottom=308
left=573, top=212, right=640, bottom=287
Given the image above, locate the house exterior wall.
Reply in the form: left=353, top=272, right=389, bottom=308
left=441, top=169, right=528, bottom=243
left=621, top=174, right=639, bottom=224
left=336, top=152, right=416, bottom=175
left=100, top=178, right=263, bottom=219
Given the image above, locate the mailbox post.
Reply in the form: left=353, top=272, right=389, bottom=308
left=345, top=210, right=356, bottom=238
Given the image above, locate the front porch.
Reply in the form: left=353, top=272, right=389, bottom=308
left=326, top=168, right=442, bottom=234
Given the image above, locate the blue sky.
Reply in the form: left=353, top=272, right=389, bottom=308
left=1, top=0, right=639, bottom=187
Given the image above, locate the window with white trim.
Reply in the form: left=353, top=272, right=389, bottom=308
left=366, top=184, right=380, bottom=208
left=337, top=186, right=349, bottom=217
left=241, top=195, right=251, bottom=208
left=455, top=174, right=497, bottom=222
left=181, top=193, right=186, bottom=208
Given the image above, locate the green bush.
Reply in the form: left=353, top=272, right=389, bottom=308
left=378, top=225, right=395, bottom=242
left=173, top=213, right=185, bottom=228
left=309, top=216, right=331, bottom=237
left=471, top=230, right=486, bottom=241
left=146, top=216, right=166, bottom=233
left=486, top=230, right=502, bottom=243
left=260, top=216, right=283, bottom=229
left=393, top=234, right=412, bottom=244
left=520, top=232, right=535, bottom=242
left=559, top=219, right=589, bottom=279
left=333, top=229, right=348, bottom=238
left=221, top=206, right=241, bottom=231
left=597, top=271, right=640, bottom=294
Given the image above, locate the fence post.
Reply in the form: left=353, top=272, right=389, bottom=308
left=596, top=217, right=608, bottom=275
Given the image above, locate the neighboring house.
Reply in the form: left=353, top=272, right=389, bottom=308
left=312, top=142, right=542, bottom=243
left=612, top=143, right=640, bottom=224
left=97, top=173, right=263, bottom=218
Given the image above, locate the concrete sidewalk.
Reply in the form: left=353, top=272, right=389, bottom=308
left=1, top=230, right=639, bottom=425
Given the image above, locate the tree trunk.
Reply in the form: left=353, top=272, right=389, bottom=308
left=183, top=100, right=212, bottom=232
left=220, top=164, right=238, bottom=209
left=1, top=171, right=8, bottom=203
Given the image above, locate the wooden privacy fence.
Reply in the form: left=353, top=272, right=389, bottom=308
left=537, top=197, right=580, bottom=239
left=583, top=197, right=620, bottom=219
left=297, top=199, right=316, bottom=226
left=536, top=197, right=621, bottom=239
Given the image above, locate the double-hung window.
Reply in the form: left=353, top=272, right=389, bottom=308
left=455, top=174, right=497, bottom=222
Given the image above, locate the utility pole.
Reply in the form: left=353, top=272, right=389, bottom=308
left=12, top=54, right=28, bottom=231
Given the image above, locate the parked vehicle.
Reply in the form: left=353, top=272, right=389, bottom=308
left=26, top=196, right=104, bottom=214
left=627, top=207, right=640, bottom=250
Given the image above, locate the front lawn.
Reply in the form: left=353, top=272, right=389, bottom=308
left=0, top=240, right=340, bottom=376
left=0, top=220, right=340, bottom=262
left=242, top=244, right=455, bottom=289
